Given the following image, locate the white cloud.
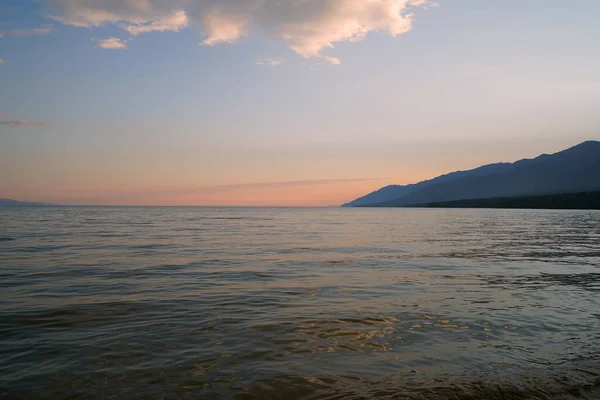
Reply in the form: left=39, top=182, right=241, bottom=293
left=49, top=0, right=188, bottom=28
left=255, top=58, right=283, bottom=67
left=0, top=25, right=53, bottom=38
left=0, top=120, right=44, bottom=127
left=201, top=10, right=248, bottom=46
left=320, top=55, right=341, bottom=66
left=97, top=37, right=127, bottom=50
left=49, top=0, right=431, bottom=63
left=124, top=10, right=188, bottom=36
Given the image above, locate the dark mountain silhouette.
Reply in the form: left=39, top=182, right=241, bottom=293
left=0, top=199, right=55, bottom=206
left=344, top=140, right=600, bottom=208
left=365, top=191, right=600, bottom=210
left=342, top=163, right=509, bottom=207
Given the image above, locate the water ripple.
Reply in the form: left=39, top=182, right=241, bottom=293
left=1, top=207, right=599, bottom=398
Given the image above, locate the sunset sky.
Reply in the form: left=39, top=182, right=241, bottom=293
left=1, top=0, right=599, bottom=206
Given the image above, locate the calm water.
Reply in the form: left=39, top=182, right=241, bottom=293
left=1, top=207, right=600, bottom=399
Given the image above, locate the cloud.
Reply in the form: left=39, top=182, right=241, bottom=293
left=48, top=0, right=431, bottom=63
left=96, top=37, right=127, bottom=49
left=255, top=58, right=282, bottom=67
left=0, top=58, right=4, bottom=65
left=207, top=178, right=382, bottom=190
left=0, top=113, right=7, bottom=118
left=124, top=10, right=188, bottom=36
left=320, top=55, right=341, bottom=66
left=142, top=178, right=385, bottom=197
left=0, top=25, right=53, bottom=38
left=0, top=120, right=44, bottom=127
left=54, top=177, right=385, bottom=205
left=200, top=10, right=249, bottom=46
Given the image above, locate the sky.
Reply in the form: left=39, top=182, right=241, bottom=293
left=1, top=0, right=599, bottom=206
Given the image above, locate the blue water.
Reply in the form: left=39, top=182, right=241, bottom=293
left=1, top=207, right=600, bottom=399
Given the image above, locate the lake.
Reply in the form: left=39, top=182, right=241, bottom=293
left=1, top=207, right=600, bottom=399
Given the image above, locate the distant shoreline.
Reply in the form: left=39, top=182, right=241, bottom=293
left=358, top=191, right=600, bottom=210
left=3, top=192, right=600, bottom=209
left=0, top=199, right=56, bottom=207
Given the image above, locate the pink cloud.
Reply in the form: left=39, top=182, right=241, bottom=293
left=96, top=37, right=127, bottom=49
left=0, top=26, right=53, bottom=38
left=50, top=0, right=432, bottom=64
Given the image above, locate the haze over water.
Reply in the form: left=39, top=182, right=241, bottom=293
left=1, top=207, right=600, bottom=399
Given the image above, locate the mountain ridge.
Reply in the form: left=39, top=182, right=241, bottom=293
left=343, top=140, right=600, bottom=208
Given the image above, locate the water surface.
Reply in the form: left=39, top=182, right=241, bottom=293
left=1, top=207, right=600, bottom=399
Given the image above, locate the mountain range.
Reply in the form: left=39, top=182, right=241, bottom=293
left=343, top=140, right=600, bottom=207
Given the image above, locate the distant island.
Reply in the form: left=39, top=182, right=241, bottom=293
left=343, top=140, right=600, bottom=209
left=0, top=199, right=55, bottom=207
